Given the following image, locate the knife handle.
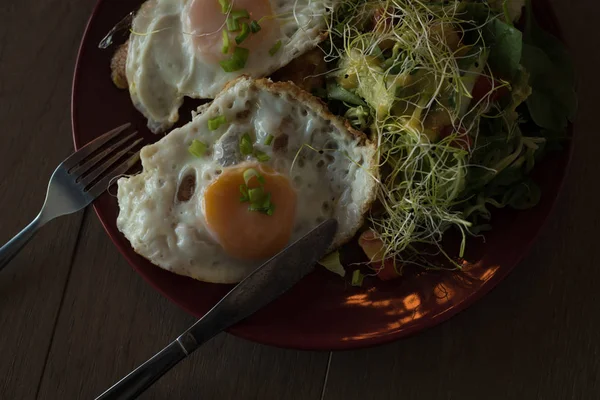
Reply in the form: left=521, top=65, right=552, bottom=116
left=95, top=340, right=188, bottom=400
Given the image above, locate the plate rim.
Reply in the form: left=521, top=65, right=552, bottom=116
left=71, top=0, right=575, bottom=350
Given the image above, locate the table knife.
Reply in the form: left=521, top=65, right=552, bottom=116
left=95, top=218, right=338, bottom=400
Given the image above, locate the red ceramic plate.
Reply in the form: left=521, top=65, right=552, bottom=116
left=72, top=0, right=572, bottom=350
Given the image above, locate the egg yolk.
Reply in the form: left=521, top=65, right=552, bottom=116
left=204, top=164, right=297, bottom=260
left=186, top=0, right=279, bottom=63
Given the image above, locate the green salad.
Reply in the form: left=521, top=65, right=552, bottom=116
left=316, top=0, right=576, bottom=280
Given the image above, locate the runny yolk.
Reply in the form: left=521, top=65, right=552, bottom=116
left=186, top=0, right=278, bottom=63
left=204, top=164, right=297, bottom=260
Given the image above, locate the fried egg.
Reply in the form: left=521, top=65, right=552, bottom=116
left=117, top=77, right=378, bottom=283
left=127, top=0, right=333, bottom=133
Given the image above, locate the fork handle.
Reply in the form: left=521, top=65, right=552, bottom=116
left=0, top=214, right=44, bottom=271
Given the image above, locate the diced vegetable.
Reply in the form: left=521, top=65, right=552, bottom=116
left=254, top=150, right=270, bottom=162
left=358, top=230, right=401, bottom=281
left=235, top=23, right=250, bottom=44
left=250, top=20, right=261, bottom=33
left=221, top=29, right=230, bottom=54
left=226, top=16, right=240, bottom=32
left=230, top=9, right=250, bottom=20
left=207, top=115, right=226, bottom=130
left=269, top=40, right=282, bottom=56
left=351, top=270, right=365, bottom=286
left=219, top=47, right=249, bottom=72
left=218, top=0, right=229, bottom=14
left=239, top=132, right=253, bottom=155
left=188, top=140, right=207, bottom=158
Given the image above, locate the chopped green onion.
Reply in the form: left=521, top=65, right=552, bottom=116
left=242, top=186, right=274, bottom=217
left=268, top=40, right=282, bottom=56
left=254, top=149, right=270, bottom=162
left=248, top=187, right=265, bottom=203
left=188, top=139, right=207, bottom=158
left=263, top=194, right=275, bottom=215
left=250, top=20, right=261, bottom=33
left=221, top=29, right=230, bottom=54
left=240, top=168, right=274, bottom=215
left=261, top=192, right=271, bottom=207
left=239, top=184, right=249, bottom=202
left=230, top=9, right=249, bottom=20
left=219, top=46, right=249, bottom=72
left=207, top=115, right=226, bottom=130
left=218, top=0, right=229, bottom=13
left=249, top=192, right=273, bottom=212
left=351, top=269, right=365, bottom=287
left=226, top=16, right=240, bottom=31
left=235, top=23, right=250, bottom=45
left=249, top=203, right=274, bottom=214
left=243, top=168, right=265, bottom=186
left=264, top=134, right=274, bottom=146
left=239, top=132, right=253, bottom=155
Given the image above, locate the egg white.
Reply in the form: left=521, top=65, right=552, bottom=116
left=126, top=0, right=334, bottom=133
left=117, top=77, right=378, bottom=283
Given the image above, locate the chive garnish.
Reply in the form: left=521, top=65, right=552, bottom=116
left=221, top=29, right=230, bottom=54
left=230, top=9, right=250, bottom=20
left=351, top=270, right=365, bottom=287
left=219, top=46, right=249, bottom=72
left=235, top=23, right=250, bottom=45
left=243, top=168, right=264, bottom=185
left=269, top=40, right=282, bottom=56
left=207, top=115, right=226, bottom=130
left=239, top=184, right=249, bottom=202
left=254, top=149, right=270, bottom=162
left=188, top=139, right=207, bottom=158
left=248, top=187, right=264, bottom=203
left=226, top=15, right=240, bottom=31
left=218, top=0, right=229, bottom=13
left=239, top=168, right=274, bottom=215
left=239, top=132, right=253, bottom=155
left=250, top=20, right=261, bottom=33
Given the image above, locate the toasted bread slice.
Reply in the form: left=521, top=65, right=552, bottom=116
left=110, top=40, right=129, bottom=89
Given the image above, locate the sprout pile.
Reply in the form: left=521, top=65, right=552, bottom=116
left=315, top=0, right=576, bottom=273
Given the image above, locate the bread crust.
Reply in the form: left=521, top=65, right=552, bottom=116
left=110, top=40, right=129, bottom=89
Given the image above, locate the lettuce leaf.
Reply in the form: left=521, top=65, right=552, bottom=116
left=521, top=0, right=576, bottom=130
left=486, top=18, right=523, bottom=79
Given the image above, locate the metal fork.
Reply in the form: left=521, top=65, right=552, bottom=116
left=0, top=123, right=143, bottom=271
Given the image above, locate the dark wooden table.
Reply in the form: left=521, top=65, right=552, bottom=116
left=1, top=1, right=598, bottom=399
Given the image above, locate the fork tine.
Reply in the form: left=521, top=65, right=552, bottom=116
left=69, top=131, right=139, bottom=177
left=62, top=123, right=132, bottom=170
left=87, top=152, right=141, bottom=198
left=78, top=137, right=144, bottom=188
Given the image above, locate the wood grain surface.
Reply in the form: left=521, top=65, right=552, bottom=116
left=1, top=0, right=599, bottom=399
left=0, top=1, right=95, bottom=399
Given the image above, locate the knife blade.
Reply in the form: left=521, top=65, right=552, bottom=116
left=96, top=218, right=338, bottom=400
